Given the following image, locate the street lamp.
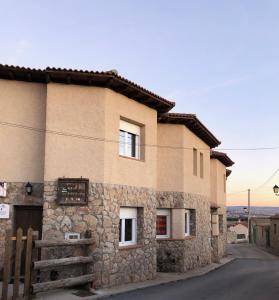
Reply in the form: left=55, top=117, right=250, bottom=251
left=25, top=182, right=33, bottom=196
left=243, top=207, right=248, bottom=214
left=273, top=185, right=279, bottom=196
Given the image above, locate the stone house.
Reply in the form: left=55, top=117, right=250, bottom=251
left=227, top=222, right=248, bottom=243
left=0, top=64, right=233, bottom=288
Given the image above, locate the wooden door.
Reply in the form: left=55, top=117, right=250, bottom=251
left=14, top=205, right=43, bottom=275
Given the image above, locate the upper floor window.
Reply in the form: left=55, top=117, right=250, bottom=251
left=224, top=174, right=226, bottom=192
left=193, top=148, right=198, bottom=176
left=200, top=152, right=204, bottom=178
left=156, top=209, right=170, bottom=238
left=119, top=119, right=140, bottom=159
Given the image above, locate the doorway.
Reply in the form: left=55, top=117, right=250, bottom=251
left=14, top=205, right=43, bottom=275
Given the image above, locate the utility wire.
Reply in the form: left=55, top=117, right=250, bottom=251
left=228, top=167, right=279, bottom=196
left=252, top=167, right=279, bottom=191
left=3, top=119, right=278, bottom=196
left=1, top=120, right=279, bottom=152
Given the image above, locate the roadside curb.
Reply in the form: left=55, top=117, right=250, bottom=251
left=90, top=257, right=236, bottom=299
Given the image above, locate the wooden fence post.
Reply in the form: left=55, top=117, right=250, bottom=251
left=83, top=230, right=93, bottom=291
left=24, top=228, right=33, bottom=300
left=12, top=227, right=23, bottom=300
left=31, top=231, right=39, bottom=286
left=1, top=230, right=12, bottom=300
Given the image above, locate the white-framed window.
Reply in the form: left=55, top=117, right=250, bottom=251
left=185, top=209, right=190, bottom=236
left=119, top=207, right=137, bottom=246
left=119, top=120, right=140, bottom=159
left=193, top=148, right=198, bottom=176
left=156, top=209, right=171, bottom=238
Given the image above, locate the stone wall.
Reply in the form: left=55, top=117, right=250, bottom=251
left=43, top=181, right=157, bottom=288
left=156, top=192, right=211, bottom=272
left=0, top=182, right=43, bottom=272
left=0, top=182, right=224, bottom=287
left=211, top=206, right=227, bottom=262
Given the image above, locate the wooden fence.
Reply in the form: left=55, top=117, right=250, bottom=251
left=1, top=228, right=94, bottom=300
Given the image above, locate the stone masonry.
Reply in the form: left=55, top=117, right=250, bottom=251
left=156, top=192, right=212, bottom=272
left=43, top=181, right=157, bottom=288
left=0, top=182, right=221, bottom=288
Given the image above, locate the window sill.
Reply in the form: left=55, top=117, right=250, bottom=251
left=119, top=155, right=145, bottom=162
left=156, top=236, right=170, bottom=240
left=185, top=235, right=196, bottom=240
left=119, top=244, right=143, bottom=250
left=156, top=238, right=185, bottom=241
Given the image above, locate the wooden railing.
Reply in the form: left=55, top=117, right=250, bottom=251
left=1, top=228, right=94, bottom=300
left=1, top=228, right=36, bottom=300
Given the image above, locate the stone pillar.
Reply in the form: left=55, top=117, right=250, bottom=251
left=211, top=213, right=219, bottom=236
left=172, top=209, right=185, bottom=239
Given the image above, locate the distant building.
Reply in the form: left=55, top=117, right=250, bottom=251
left=227, top=222, right=248, bottom=243
left=250, top=217, right=270, bottom=248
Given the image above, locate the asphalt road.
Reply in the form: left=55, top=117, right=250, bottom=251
left=109, top=244, right=279, bottom=300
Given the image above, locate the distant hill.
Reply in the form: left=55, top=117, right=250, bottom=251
left=227, top=206, right=279, bottom=218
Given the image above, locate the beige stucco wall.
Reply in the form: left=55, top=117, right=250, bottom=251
left=0, top=79, right=46, bottom=182
left=103, top=89, right=157, bottom=188
left=44, top=84, right=158, bottom=188
left=210, top=159, right=226, bottom=207
left=157, top=123, right=211, bottom=196
left=183, top=127, right=210, bottom=196
left=44, top=83, right=106, bottom=182
left=157, top=124, right=184, bottom=192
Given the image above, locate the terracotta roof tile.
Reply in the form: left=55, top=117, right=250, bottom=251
left=158, top=112, right=221, bottom=148
left=0, top=64, right=175, bottom=113
left=211, top=150, right=234, bottom=167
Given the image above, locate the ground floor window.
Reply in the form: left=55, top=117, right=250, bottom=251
left=185, top=210, right=190, bottom=236
left=156, top=209, right=170, bottom=238
left=237, top=234, right=246, bottom=240
left=119, top=207, right=137, bottom=246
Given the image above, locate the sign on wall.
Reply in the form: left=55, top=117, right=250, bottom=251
left=0, top=204, right=10, bottom=219
left=0, top=182, right=7, bottom=197
left=57, top=178, right=89, bottom=205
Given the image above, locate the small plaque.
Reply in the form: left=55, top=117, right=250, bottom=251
left=0, top=182, right=7, bottom=197
left=0, top=204, right=10, bottom=219
left=57, top=178, right=89, bottom=205
left=65, top=232, right=80, bottom=240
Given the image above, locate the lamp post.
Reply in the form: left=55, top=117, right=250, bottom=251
left=25, top=182, right=33, bottom=196
left=247, top=189, right=251, bottom=243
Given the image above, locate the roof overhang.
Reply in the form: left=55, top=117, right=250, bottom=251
left=226, top=169, right=232, bottom=177
left=0, top=64, right=175, bottom=113
left=158, top=113, right=221, bottom=148
left=211, top=150, right=234, bottom=167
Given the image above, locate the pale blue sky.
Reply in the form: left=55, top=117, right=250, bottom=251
left=1, top=0, right=279, bottom=205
